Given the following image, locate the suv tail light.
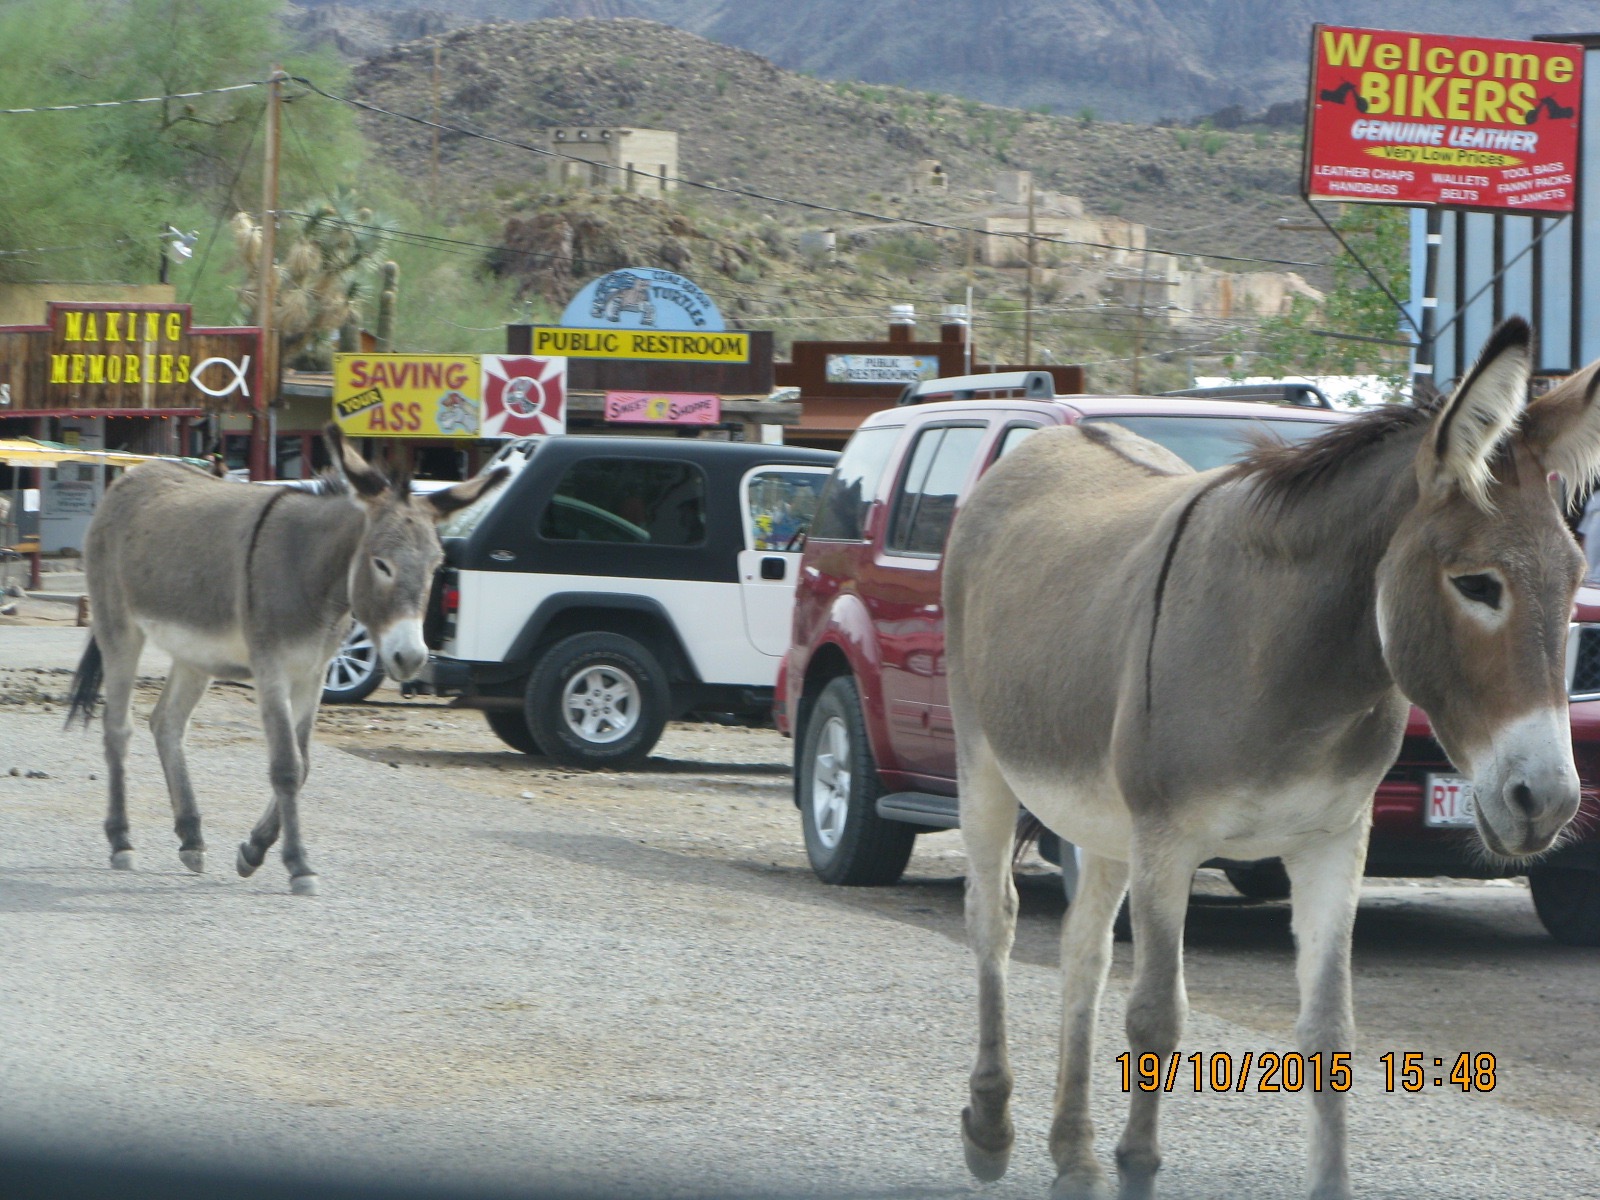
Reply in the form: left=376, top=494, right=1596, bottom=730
left=424, top=568, right=459, bottom=649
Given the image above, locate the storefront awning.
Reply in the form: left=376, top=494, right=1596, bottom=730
left=0, top=438, right=201, bottom=468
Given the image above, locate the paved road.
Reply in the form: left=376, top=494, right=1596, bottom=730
left=1, top=627, right=1597, bottom=1199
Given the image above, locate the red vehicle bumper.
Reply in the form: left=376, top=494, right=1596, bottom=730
left=774, top=649, right=793, bottom=737
left=1366, top=702, right=1600, bottom=876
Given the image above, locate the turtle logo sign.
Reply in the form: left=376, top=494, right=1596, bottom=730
left=559, top=267, right=726, bottom=332
left=482, top=355, right=567, bottom=437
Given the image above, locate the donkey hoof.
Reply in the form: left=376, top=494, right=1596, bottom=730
left=109, top=850, right=135, bottom=871
left=1050, top=1166, right=1113, bottom=1200
left=290, top=873, right=320, bottom=897
left=179, top=848, right=205, bottom=874
left=960, top=1107, right=1013, bottom=1182
left=236, top=842, right=260, bottom=878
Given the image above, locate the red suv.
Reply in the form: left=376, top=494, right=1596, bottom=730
left=776, top=372, right=1600, bottom=945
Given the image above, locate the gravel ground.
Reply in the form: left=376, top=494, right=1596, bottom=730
left=1, top=626, right=1597, bottom=1200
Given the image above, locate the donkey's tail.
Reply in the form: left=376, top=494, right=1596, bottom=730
left=65, top=635, right=103, bottom=730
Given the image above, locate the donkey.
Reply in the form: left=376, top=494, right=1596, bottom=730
left=945, top=319, right=1592, bottom=1200
left=67, top=424, right=507, bottom=895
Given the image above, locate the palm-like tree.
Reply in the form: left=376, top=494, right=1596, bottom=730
left=233, top=191, right=395, bottom=369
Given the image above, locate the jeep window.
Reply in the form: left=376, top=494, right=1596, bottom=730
left=745, top=469, right=829, bottom=551
left=809, top=426, right=902, bottom=541
left=887, top=424, right=987, bottom=556
left=1080, top=414, right=1329, bottom=473
left=539, top=458, right=707, bottom=546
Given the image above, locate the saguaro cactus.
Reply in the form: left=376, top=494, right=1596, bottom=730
left=376, top=261, right=399, bottom=351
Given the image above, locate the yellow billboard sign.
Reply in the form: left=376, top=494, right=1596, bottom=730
left=531, top=326, right=749, bottom=363
left=332, top=354, right=481, bottom=437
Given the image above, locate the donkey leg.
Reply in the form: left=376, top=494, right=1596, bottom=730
left=254, top=675, right=319, bottom=895
left=958, top=736, right=1021, bottom=1182
left=1115, top=845, right=1198, bottom=1200
left=236, top=795, right=281, bottom=878
left=1282, top=820, right=1369, bottom=1200
left=1049, top=851, right=1130, bottom=1200
left=239, top=673, right=320, bottom=878
left=149, top=663, right=212, bottom=873
left=98, top=631, right=144, bottom=870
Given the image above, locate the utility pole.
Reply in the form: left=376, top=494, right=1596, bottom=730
left=430, top=42, right=442, bottom=198
left=1131, top=244, right=1150, bottom=394
left=1023, top=182, right=1036, bottom=365
left=252, top=66, right=283, bottom=483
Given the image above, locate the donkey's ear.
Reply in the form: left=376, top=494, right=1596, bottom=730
left=1518, top=361, right=1600, bottom=489
left=426, top=465, right=510, bottom=520
left=1422, top=317, right=1531, bottom=506
left=323, top=422, right=389, bottom=500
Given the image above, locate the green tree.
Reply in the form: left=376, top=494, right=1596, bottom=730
left=1231, top=206, right=1412, bottom=388
left=0, top=0, right=359, bottom=325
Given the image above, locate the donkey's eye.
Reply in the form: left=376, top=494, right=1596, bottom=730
left=1451, top=573, right=1502, bottom=609
left=373, top=557, right=394, bottom=579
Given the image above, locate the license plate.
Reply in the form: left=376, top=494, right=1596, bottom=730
left=1424, top=774, right=1477, bottom=827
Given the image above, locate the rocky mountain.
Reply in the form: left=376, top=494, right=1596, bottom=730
left=288, top=0, right=1600, bottom=120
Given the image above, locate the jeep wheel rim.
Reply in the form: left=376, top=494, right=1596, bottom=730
left=812, top=716, right=850, bottom=850
left=327, top=624, right=378, bottom=691
left=562, top=664, right=640, bottom=744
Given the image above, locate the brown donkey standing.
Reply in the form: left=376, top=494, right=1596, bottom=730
left=946, top=319, right=1591, bottom=1199
left=67, top=424, right=506, bottom=895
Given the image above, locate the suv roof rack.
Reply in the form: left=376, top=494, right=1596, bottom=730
left=897, top=370, right=1057, bottom=406
left=1164, top=382, right=1333, bottom=410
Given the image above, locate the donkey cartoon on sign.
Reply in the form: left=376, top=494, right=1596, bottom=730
left=68, top=424, right=507, bottom=895
left=946, top=318, right=1590, bottom=1199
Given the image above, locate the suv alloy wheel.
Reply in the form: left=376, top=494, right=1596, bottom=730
left=322, top=620, right=385, bottom=704
left=799, top=676, right=917, bottom=885
left=526, top=632, right=670, bottom=769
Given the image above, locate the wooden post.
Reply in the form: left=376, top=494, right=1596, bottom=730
left=251, top=67, right=283, bottom=483
left=1023, top=184, right=1035, bottom=365
left=1132, top=244, right=1150, bottom=394
left=430, top=42, right=442, bottom=198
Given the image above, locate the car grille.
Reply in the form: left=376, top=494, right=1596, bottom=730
left=1570, top=624, right=1600, bottom=700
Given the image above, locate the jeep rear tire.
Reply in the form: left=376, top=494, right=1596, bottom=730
left=800, top=676, right=916, bottom=886
left=1529, top=862, right=1600, bottom=947
left=527, top=632, right=670, bottom=770
left=484, top=708, right=544, bottom=756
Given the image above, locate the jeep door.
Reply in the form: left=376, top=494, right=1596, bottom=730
left=737, top=465, right=834, bottom=657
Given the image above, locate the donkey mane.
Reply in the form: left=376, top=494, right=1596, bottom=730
left=1229, top=399, right=1442, bottom=508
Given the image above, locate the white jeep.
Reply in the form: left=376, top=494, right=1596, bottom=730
left=421, top=435, right=835, bottom=768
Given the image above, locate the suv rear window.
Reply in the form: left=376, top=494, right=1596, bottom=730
left=888, top=425, right=987, bottom=555
left=809, top=426, right=901, bottom=541
left=539, top=458, right=707, bottom=546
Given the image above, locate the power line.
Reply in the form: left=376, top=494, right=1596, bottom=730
left=0, top=81, right=263, bottom=115
left=288, top=74, right=1323, bottom=272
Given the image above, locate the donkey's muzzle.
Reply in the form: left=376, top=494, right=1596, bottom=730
left=379, top=620, right=430, bottom=683
left=1472, top=709, right=1582, bottom=857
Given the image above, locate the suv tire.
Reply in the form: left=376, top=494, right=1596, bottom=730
left=484, top=707, right=544, bottom=756
left=1528, top=862, right=1600, bottom=947
left=800, top=676, right=916, bottom=885
left=526, top=632, right=670, bottom=770
left=1224, top=860, right=1292, bottom=901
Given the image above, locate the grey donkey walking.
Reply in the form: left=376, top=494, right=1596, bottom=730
left=67, top=424, right=507, bottom=894
left=947, top=319, right=1593, bottom=1199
